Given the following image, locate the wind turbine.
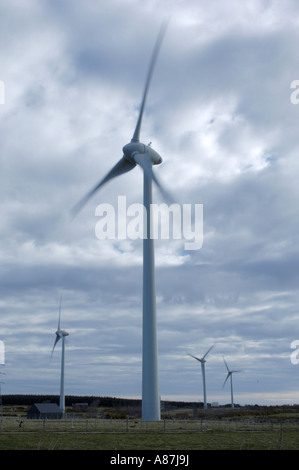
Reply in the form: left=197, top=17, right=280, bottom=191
left=189, top=344, right=214, bottom=409
left=222, top=358, right=241, bottom=409
left=51, top=296, right=69, bottom=414
left=72, top=23, right=171, bottom=421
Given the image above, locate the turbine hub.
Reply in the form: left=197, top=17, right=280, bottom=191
left=123, top=142, right=162, bottom=166
left=56, top=330, right=69, bottom=337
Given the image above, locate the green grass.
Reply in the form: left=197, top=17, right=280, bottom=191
left=1, top=430, right=298, bottom=450
left=2, top=414, right=299, bottom=450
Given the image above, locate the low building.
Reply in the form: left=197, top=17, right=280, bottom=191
left=72, top=403, right=88, bottom=411
left=27, top=403, right=63, bottom=419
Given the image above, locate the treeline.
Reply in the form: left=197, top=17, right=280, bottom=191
left=6, top=395, right=299, bottom=411
left=2, top=394, right=206, bottom=409
left=2, top=395, right=140, bottom=408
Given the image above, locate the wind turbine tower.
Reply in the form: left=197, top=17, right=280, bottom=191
left=222, top=358, right=241, bottom=409
left=72, top=23, right=171, bottom=421
left=189, top=345, right=214, bottom=409
left=51, top=296, right=69, bottom=414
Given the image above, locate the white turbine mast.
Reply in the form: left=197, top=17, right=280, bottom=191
left=51, top=295, right=69, bottom=414
left=189, top=344, right=214, bottom=409
left=72, top=22, right=171, bottom=421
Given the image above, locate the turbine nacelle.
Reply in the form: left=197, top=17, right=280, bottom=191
left=51, top=296, right=69, bottom=358
left=52, top=329, right=69, bottom=356
left=123, top=141, right=162, bottom=166
left=55, top=329, right=69, bottom=339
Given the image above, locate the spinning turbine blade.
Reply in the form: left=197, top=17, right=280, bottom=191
left=188, top=353, right=201, bottom=362
left=222, top=357, right=231, bottom=388
left=71, top=157, right=136, bottom=216
left=133, top=152, right=174, bottom=203
left=131, top=22, right=168, bottom=143
left=51, top=333, right=61, bottom=358
left=222, top=373, right=230, bottom=389
left=202, top=344, right=214, bottom=361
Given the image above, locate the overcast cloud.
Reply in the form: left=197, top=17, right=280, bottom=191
left=1, top=0, right=299, bottom=406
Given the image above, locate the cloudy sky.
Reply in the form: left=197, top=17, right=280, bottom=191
left=1, top=0, right=299, bottom=407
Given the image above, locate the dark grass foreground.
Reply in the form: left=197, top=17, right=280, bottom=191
left=0, top=429, right=297, bottom=450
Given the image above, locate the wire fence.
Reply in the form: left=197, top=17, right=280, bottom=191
left=1, top=415, right=299, bottom=433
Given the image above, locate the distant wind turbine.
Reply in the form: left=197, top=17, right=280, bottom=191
left=51, top=296, right=69, bottom=414
left=222, top=358, right=242, bottom=409
left=189, top=344, right=214, bottom=409
left=72, top=23, right=171, bottom=421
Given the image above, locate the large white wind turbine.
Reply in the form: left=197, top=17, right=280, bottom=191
left=72, top=24, right=171, bottom=421
left=51, top=296, right=69, bottom=414
left=189, top=345, right=214, bottom=409
left=222, top=358, right=241, bottom=409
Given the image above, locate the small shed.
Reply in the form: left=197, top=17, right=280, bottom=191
left=72, top=403, right=88, bottom=411
left=27, top=403, right=63, bottom=419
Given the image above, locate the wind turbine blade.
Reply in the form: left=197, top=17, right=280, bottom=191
left=223, top=357, right=230, bottom=372
left=202, top=344, right=214, bottom=361
left=71, top=157, right=136, bottom=217
left=188, top=353, right=201, bottom=362
left=51, top=334, right=61, bottom=358
left=131, top=22, right=168, bottom=142
left=222, top=373, right=230, bottom=389
left=133, top=152, right=174, bottom=203
left=51, top=295, right=63, bottom=359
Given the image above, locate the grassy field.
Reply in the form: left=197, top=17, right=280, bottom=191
left=2, top=404, right=299, bottom=450
left=1, top=415, right=299, bottom=450
left=1, top=429, right=299, bottom=450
